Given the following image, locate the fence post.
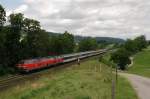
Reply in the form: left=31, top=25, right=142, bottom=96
left=112, top=79, right=115, bottom=99
left=116, top=65, right=118, bottom=83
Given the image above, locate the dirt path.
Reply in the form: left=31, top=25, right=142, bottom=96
left=128, top=57, right=134, bottom=67
left=119, top=73, right=150, bottom=99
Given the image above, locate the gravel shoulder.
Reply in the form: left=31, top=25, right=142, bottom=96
left=119, top=73, right=150, bottom=99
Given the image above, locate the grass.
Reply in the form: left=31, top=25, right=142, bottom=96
left=128, top=47, right=150, bottom=78
left=0, top=59, right=137, bottom=99
left=116, top=76, right=138, bottom=99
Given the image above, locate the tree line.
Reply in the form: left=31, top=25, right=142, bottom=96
left=111, top=35, right=148, bottom=70
left=0, top=4, right=99, bottom=75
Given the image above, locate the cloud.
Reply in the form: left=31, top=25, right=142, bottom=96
left=6, top=0, right=150, bottom=39
left=6, top=4, right=28, bottom=16
left=14, top=4, right=28, bottom=13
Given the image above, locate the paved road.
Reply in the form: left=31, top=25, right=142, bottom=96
left=119, top=73, right=150, bottom=99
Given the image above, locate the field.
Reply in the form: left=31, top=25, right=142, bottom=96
left=128, top=47, right=150, bottom=78
left=0, top=59, right=137, bottom=99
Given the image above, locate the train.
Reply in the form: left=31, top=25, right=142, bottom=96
left=16, top=49, right=107, bottom=72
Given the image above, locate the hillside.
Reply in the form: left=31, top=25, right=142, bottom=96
left=128, top=46, right=150, bottom=78
left=47, top=32, right=125, bottom=44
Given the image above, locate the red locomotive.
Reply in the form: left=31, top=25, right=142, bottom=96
left=16, top=56, right=63, bottom=72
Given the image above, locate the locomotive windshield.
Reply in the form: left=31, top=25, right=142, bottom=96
left=21, top=59, right=37, bottom=64
left=18, top=60, right=25, bottom=64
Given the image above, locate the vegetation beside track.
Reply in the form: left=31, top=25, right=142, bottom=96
left=128, top=47, right=150, bottom=78
left=0, top=59, right=137, bottom=99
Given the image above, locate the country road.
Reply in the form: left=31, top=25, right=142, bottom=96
left=119, top=73, right=150, bottom=99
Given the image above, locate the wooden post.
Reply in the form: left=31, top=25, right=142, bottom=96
left=116, top=65, right=118, bottom=83
left=112, top=79, right=116, bottom=99
left=100, top=64, right=101, bottom=72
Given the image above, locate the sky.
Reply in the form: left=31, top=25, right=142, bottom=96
left=0, top=0, right=150, bottom=40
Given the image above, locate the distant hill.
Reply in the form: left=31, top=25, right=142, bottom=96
left=95, top=37, right=125, bottom=44
left=74, top=36, right=125, bottom=44
left=47, top=32, right=60, bottom=36
left=47, top=32, right=125, bottom=44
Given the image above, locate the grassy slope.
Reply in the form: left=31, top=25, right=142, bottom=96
left=0, top=59, right=137, bottom=99
left=128, top=47, right=150, bottom=78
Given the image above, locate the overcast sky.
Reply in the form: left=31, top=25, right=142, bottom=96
left=1, top=0, right=150, bottom=39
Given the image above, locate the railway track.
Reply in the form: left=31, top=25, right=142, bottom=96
left=0, top=49, right=109, bottom=91
left=0, top=75, right=26, bottom=88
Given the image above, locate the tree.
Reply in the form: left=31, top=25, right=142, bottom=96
left=0, top=4, right=6, bottom=30
left=23, top=18, right=40, bottom=32
left=134, top=35, right=147, bottom=51
left=0, top=5, right=6, bottom=74
left=0, top=4, right=6, bottom=57
left=49, top=35, right=64, bottom=55
left=4, top=13, right=24, bottom=66
left=110, top=48, right=131, bottom=70
left=48, top=31, right=75, bottom=55
left=123, top=35, right=148, bottom=56
left=61, top=31, right=75, bottom=54
left=124, top=39, right=138, bottom=55
left=9, top=13, right=24, bottom=30
left=0, top=4, right=6, bottom=54
left=78, top=38, right=98, bottom=51
left=22, top=18, right=50, bottom=58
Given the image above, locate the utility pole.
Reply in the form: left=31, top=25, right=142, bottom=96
left=116, top=64, right=118, bottom=83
